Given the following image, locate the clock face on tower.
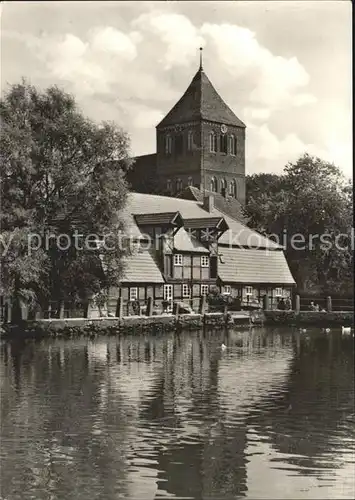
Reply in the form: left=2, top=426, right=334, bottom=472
left=220, top=124, right=228, bottom=134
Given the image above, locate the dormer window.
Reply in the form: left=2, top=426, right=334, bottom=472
left=210, top=176, right=218, bottom=193
left=229, top=134, right=237, bottom=155
left=220, top=134, right=228, bottom=154
left=187, top=130, right=194, bottom=151
left=209, top=131, right=217, bottom=153
left=165, top=134, right=172, bottom=155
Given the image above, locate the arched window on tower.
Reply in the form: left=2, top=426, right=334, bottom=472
left=209, top=131, right=217, bottom=153
left=187, top=130, right=194, bottom=151
left=175, top=134, right=183, bottom=155
left=176, top=178, right=183, bottom=192
left=210, top=176, right=218, bottom=193
left=167, top=179, right=172, bottom=192
left=220, top=178, right=227, bottom=197
left=229, top=134, right=237, bottom=155
left=165, top=134, right=172, bottom=155
left=220, top=134, right=228, bottom=154
left=188, top=177, right=193, bottom=187
left=229, top=179, right=237, bottom=198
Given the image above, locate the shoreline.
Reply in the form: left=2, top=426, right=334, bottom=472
left=0, top=310, right=353, bottom=340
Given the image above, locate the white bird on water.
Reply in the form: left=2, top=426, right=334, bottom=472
left=299, top=328, right=307, bottom=333
left=341, top=326, right=352, bottom=335
left=221, top=343, right=227, bottom=351
left=322, top=328, right=331, bottom=333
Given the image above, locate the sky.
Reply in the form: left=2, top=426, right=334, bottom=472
left=1, top=1, right=352, bottom=177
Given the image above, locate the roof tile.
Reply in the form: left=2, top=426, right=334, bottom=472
left=121, top=250, right=164, bottom=283
left=127, top=193, right=281, bottom=249
left=157, top=68, right=246, bottom=128
left=218, top=247, right=295, bottom=284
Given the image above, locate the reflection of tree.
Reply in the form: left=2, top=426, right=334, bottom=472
left=1, top=329, right=353, bottom=499
left=249, top=332, right=355, bottom=477
left=138, top=329, right=248, bottom=498
left=1, top=339, right=131, bottom=500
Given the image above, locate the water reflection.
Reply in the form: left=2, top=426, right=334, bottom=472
left=0, top=328, right=354, bottom=499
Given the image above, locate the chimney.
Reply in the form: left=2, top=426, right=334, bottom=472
left=203, top=194, right=214, bottom=213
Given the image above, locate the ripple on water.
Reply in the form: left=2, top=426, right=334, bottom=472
left=0, top=329, right=354, bottom=499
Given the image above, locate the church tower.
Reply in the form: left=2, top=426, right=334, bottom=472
left=156, top=49, right=246, bottom=205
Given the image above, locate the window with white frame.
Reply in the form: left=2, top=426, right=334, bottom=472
left=174, top=254, right=183, bottom=266
left=201, top=256, right=210, bottom=267
left=188, top=176, right=193, bottom=187
left=201, top=285, right=209, bottom=296
left=163, top=284, right=173, bottom=301
left=182, top=284, right=191, bottom=298
left=129, top=287, right=138, bottom=301
left=275, top=287, right=283, bottom=297
left=224, top=285, right=231, bottom=295
left=245, top=286, right=253, bottom=296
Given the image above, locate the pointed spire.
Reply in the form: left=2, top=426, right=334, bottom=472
left=199, top=47, right=203, bottom=70
left=157, top=53, right=246, bottom=129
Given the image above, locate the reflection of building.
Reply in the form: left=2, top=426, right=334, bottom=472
left=136, top=330, right=294, bottom=498
left=3, top=330, right=353, bottom=498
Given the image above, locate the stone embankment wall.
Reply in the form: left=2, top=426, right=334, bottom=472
left=1, top=310, right=353, bottom=340
left=264, top=310, right=354, bottom=326
left=0, top=313, right=228, bottom=340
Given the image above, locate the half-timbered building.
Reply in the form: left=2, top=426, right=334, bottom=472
left=108, top=192, right=295, bottom=315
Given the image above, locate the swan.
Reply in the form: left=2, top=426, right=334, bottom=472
left=322, top=328, right=331, bottom=333
left=221, top=343, right=227, bottom=351
left=341, top=326, right=352, bottom=335
left=299, top=328, right=307, bottom=333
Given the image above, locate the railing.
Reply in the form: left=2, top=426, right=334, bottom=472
left=299, top=296, right=353, bottom=312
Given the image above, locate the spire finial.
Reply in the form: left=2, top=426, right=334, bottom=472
left=199, top=47, right=203, bottom=70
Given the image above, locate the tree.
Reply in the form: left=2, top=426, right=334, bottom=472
left=244, top=154, right=353, bottom=293
left=0, top=80, right=132, bottom=320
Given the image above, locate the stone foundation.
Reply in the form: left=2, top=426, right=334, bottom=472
left=0, top=312, right=231, bottom=340
left=264, top=310, right=354, bottom=326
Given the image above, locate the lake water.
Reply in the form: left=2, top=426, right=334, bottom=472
left=0, top=327, right=354, bottom=499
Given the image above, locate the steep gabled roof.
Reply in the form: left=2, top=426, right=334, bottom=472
left=127, top=192, right=282, bottom=249
left=157, top=67, right=246, bottom=129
